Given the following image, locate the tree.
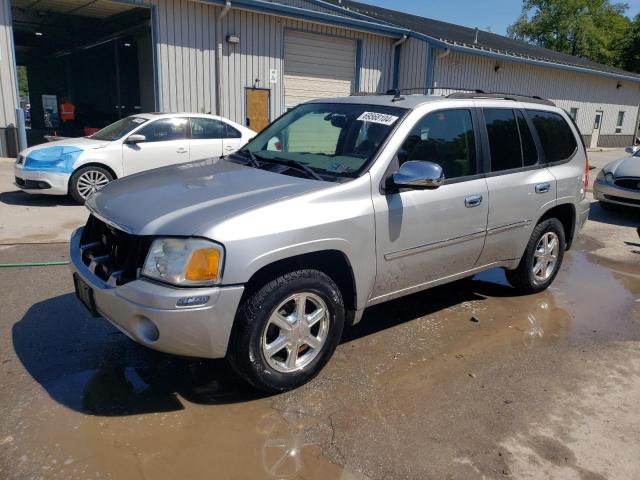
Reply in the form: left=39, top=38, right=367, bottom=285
left=622, top=14, right=640, bottom=71
left=508, top=0, right=632, bottom=69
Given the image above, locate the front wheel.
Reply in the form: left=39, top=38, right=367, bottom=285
left=506, top=218, right=566, bottom=294
left=227, top=269, right=345, bottom=393
left=70, top=166, right=113, bottom=203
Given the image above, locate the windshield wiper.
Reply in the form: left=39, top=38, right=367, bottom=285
left=260, top=157, right=324, bottom=181
left=237, top=148, right=261, bottom=168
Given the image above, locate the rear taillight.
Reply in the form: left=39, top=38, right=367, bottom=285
left=584, top=156, right=589, bottom=190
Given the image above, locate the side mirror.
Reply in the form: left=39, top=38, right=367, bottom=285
left=391, top=160, right=444, bottom=190
left=126, top=134, right=146, bottom=144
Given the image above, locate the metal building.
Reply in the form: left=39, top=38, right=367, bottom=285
left=2, top=0, right=640, bottom=157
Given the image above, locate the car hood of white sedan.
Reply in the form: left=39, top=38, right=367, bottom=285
left=85, top=157, right=333, bottom=237
left=22, top=137, right=111, bottom=156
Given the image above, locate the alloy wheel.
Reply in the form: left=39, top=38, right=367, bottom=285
left=76, top=170, right=110, bottom=199
left=261, top=292, right=330, bottom=373
left=532, top=231, right=559, bottom=284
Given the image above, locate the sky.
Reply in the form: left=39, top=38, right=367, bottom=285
left=363, top=0, right=640, bottom=36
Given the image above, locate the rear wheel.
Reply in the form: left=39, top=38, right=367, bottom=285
left=506, top=218, right=565, bottom=294
left=227, top=269, right=345, bottom=393
left=70, top=166, right=113, bottom=203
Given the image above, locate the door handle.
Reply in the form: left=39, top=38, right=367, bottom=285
left=176, top=147, right=188, bottom=154
left=224, top=145, right=235, bottom=151
left=464, top=194, right=483, bottom=208
left=535, top=182, right=551, bottom=194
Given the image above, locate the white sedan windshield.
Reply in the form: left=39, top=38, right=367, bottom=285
left=90, top=117, right=149, bottom=141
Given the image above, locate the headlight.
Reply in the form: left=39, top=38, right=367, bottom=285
left=596, top=170, right=614, bottom=183
left=142, top=238, right=224, bottom=286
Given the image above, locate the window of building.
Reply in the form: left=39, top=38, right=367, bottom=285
left=483, top=108, right=522, bottom=172
left=398, top=109, right=477, bottom=179
left=526, top=110, right=577, bottom=162
left=616, top=111, right=625, bottom=134
left=569, top=108, right=578, bottom=121
left=138, top=118, right=188, bottom=142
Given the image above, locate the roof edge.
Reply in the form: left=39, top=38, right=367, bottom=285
left=416, top=32, right=640, bottom=84
left=199, top=0, right=409, bottom=37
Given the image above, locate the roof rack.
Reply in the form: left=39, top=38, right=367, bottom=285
left=446, top=91, right=555, bottom=106
left=378, top=87, right=555, bottom=107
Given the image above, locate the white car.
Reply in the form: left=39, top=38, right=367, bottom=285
left=14, top=113, right=255, bottom=202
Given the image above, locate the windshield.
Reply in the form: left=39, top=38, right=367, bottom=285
left=90, top=116, right=148, bottom=141
left=242, top=103, right=406, bottom=178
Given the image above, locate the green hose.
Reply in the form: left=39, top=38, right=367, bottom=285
left=0, top=261, right=70, bottom=268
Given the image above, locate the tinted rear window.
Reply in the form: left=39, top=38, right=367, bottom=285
left=516, top=110, right=538, bottom=166
left=484, top=108, right=522, bottom=172
left=527, top=110, right=577, bottom=162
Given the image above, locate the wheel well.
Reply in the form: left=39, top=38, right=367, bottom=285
left=538, top=204, right=576, bottom=249
left=69, top=163, right=117, bottom=184
left=241, top=250, right=357, bottom=313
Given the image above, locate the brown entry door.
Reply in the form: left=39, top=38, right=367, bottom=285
left=246, top=88, right=270, bottom=132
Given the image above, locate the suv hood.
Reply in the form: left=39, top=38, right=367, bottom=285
left=86, top=158, right=332, bottom=236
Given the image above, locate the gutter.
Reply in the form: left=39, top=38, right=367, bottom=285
left=391, top=35, right=408, bottom=89
left=215, top=0, right=232, bottom=116
left=411, top=31, right=640, bottom=84
left=199, top=0, right=410, bottom=37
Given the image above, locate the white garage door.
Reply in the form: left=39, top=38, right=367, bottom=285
left=283, top=30, right=357, bottom=109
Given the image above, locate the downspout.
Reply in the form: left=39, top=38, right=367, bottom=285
left=215, top=0, right=231, bottom=116
left=427, top=47, right=450, bottom=93
left=391, top=34, right=407, bottom=90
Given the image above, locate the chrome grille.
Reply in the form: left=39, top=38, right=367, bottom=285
left=614, top=178, right=640, bottom=191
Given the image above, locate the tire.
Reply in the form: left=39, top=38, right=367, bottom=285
left=506, top=218, right=566, bottom=294
left=69, top=165, right=113, bottom=203
left=227, top=269, right=345, bottom=393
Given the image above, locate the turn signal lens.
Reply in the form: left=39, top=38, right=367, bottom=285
left=185, top=248, right=220, bottom=281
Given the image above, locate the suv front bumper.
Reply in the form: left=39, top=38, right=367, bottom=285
left=70, top=228, right=244, bottom=358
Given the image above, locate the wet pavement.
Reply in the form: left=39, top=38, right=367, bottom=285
left=1, top=206, right=639, bottom=479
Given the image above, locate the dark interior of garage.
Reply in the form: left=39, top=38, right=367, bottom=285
left=11, top=1, right=154, bottom=146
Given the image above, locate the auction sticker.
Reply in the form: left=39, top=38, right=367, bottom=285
left=357, top=112, right=399, bottom=125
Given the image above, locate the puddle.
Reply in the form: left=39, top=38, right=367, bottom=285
left=2, top=240, right=640, bottom=480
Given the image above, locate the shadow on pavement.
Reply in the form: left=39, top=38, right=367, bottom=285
left=588, top=200, right=639, bottom=228
left=12, top=293, right=262, bottom=416
left=13, top=270, right=516, bottom=416
left=0, top=190, right=79, bottom=207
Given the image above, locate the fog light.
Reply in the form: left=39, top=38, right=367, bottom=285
left=176, top=295, right=210, bottom=307
left=136, top=316, right=159, bottom=342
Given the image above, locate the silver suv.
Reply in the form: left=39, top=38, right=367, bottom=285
left=70, top=92, right=590, bottom=392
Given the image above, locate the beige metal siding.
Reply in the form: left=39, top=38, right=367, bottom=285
left=0, top=0, right=18, bottom=130
left=151, top=0, right=394, bottom=125
left=283, top=30, right=356, bottom=108
left=154, top=0, right=217, bottom=114
left=432, top=49, right=640, bottom=139
left=397, top=37, right=427, bottom=91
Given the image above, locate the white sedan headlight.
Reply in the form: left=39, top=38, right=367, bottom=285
left=142, top=238, right=224, bottom=286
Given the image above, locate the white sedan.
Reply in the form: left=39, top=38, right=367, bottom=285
left=14, top=113, right=255, bottom=202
